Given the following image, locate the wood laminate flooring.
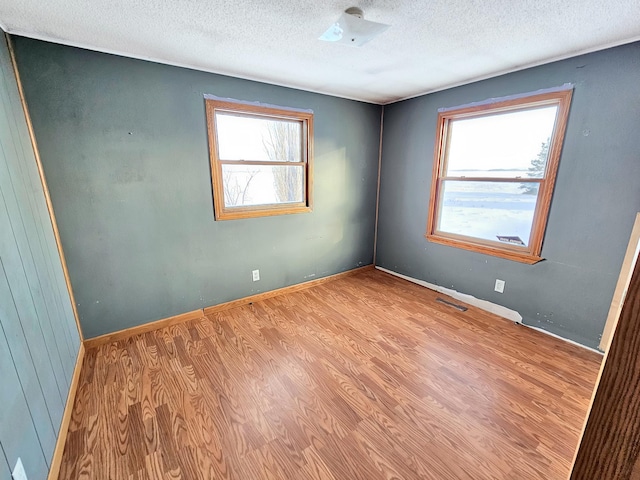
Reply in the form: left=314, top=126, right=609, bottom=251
left=60, top=269, right=601, bottom=479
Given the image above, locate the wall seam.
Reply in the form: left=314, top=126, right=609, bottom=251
left=373, top=105, right=384, bottom=264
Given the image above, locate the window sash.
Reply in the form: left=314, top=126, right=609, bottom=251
left=221, top=165, right=307, bottom=210
left=433, top=178, right=544, bottom=250
left=214, top=111, right=307, bottom=164
left=441, top=104, right=558, bottom=178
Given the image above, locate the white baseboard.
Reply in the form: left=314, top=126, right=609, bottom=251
left=525, top=325, right=603, bottom=354
left=376, top=266, right=603, bottom=354
left=376, top=266, right=523, bottom=323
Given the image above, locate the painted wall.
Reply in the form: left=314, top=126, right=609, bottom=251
left=0, top=36, right=81, bottom=479
left=377, top=42, right=640, bottom=348
left=12, top=37, right=381, bottom=339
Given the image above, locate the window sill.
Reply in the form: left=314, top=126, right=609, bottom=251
left=216, top=204, right=312, bottom=221
left=425, top=234, right=543, bottom=264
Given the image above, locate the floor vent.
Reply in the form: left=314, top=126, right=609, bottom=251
left=436, top=297, right=468, bottom=312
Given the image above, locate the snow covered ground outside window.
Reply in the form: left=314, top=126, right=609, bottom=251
left=438, top=172, right=538, bottom=246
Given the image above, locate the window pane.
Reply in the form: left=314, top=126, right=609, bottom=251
left=222, top=164, right=304, bottom=207
left=216, top=112, right=303, bottom=162
left=445, top=106, right=557, bottom=178
left=437, top=180, right=540, bottom=247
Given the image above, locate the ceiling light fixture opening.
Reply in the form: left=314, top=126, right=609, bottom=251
left=319, top=6, right=390, bottom=47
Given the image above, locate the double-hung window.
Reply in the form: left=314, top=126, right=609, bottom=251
left=426, top=88, right=572, bottom=263
left=205, top=98, right=313, bottom=220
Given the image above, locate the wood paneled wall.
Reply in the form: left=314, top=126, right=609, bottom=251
left=0, top=35, right=80, bottom=479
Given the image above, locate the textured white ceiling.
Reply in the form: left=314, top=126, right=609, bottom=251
left=1, top=0, right=639, bottom=104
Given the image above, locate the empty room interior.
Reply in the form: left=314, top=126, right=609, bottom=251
left=1, top=1, right=640, bottom=479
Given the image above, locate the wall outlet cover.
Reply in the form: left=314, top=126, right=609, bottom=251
left=494, top=279, right=505, bottom=293
left=252, top=269, right=260, bottom=282
left=13, top=458, right=28, bottom=480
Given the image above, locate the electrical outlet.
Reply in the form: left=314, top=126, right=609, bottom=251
left=252, top=269, right=260, bottom=282
left=13, top=458, right=28, bottom=480
left=494, top=279, right=505, bottom=294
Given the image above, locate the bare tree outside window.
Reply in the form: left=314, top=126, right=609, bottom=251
left=222, top=167, right=260, bottom=206
left=262, top=122, right=303, bottom=202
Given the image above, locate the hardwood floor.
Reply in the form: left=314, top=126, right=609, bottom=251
left=60, top=269, right=601, bottom=479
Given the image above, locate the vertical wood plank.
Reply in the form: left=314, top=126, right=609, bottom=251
left=0, top=153, right=66, bottom=413
left=0, top=78, right=78, bottom=366
left=0, top=257, right=58, bottom=461
left=0, top=72, right=71, bottom=398
left=570, top=250, right=640, bottom=478
left=0, top=465, right=10, bottom=480
left=0, top=444, right=12, bottom=480
left=0, top=82, right=71, bottom=390
left=0, top=316, right=49, bottom=479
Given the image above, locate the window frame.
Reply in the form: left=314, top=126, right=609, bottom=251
left=426, top=88, right=573, bottom=264
left=205, top=98, right=314, bottom=220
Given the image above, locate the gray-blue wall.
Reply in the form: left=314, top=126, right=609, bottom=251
left=377, top=42, right=640, bottom=349
left=0, top=35, right=81, bottom=480
left=13, top=35, right=637, bottom=350
left=12, top=37, right=382, bottom=339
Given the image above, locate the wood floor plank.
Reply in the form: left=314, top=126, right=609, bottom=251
left=60, top=269, right=601, bottom=479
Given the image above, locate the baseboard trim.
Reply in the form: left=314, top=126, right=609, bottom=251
left=84, top=309, right=205, bottom=349
left=525, top=325, right=603, bottom=354
left=375, top=266, right=523, bottom=324
left=203, top=265, right=373, bottom=316
left=47, top=343, right=85, bottom=480
left=84, top=265, right=373, bottom=348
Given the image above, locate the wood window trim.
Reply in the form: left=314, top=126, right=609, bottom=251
left=205, top=98, right=314, bottom=221
left=425, top=88, right=573, bottom=264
